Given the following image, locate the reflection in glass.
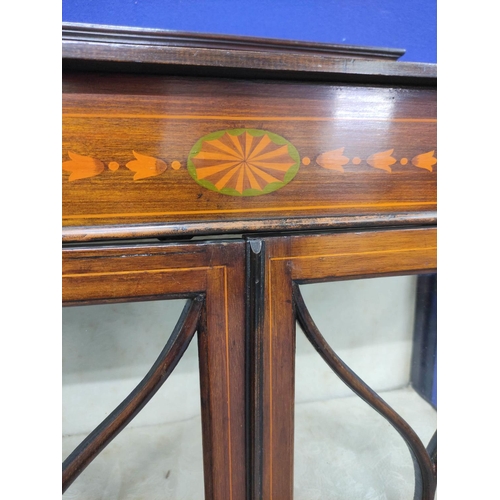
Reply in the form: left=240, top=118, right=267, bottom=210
left=294, top=276, right=436, bottom=499
left=62, top=300, right=205, bottom=499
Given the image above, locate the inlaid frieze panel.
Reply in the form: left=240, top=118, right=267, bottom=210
left=63, top=74, right=436, bottom=230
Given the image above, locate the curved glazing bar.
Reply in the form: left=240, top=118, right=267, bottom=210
left=62, top=295, right=204, bottom=492
left=292, top=283, right=437, bottom=500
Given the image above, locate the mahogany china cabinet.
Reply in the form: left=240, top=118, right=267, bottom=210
left=62, top=23, right=437, bottom=500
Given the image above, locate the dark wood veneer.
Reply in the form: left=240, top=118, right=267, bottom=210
left=63, top=23, right=406, bottom=60
left=62, top=26, right=437, bottom=499
left=250, top=227, right=436, bottom=499
left=62, top=23, right=436, bottom=86
left=63, top=67, right=436, bottom=240
left=63, top=240, right=247, bottom=500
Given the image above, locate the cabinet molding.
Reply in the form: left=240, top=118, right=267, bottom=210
left=63, top=241, right=247, bottom=500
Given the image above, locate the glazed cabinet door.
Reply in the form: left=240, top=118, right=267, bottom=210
left=248, top=227, right=437, bottom=500
left=62, top=239, right=246, bottom=500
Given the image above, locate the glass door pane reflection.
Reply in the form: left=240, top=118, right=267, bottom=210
left=294, top=275, right=436, bottom=500
left=62, top=299, right=205, bottom=499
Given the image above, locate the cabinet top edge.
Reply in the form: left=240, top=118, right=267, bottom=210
left=63, top=22, right=406, bottom=59
left=62, top=22, right=436, bottom=84
left=61, top=212, right=437, bottom=244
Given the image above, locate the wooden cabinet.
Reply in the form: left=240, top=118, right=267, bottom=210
left=62, top=23, right=437, bottom=499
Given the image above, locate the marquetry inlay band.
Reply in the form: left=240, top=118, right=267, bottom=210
left=62, top=128, right=437, bottom=196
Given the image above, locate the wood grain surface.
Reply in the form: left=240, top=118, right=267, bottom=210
left=62, top=24, right=436, bottom=85
left=251, top=227, right=436, bottom=499
left=63, top=23, right=406, bottom=60
left=63, top=74, right=436, bottom=233
left=62, top=26, right=438, bottom=499
left=63, top=240, right=246, bottom=500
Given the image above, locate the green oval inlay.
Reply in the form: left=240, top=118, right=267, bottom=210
left=187, top=129, right=300, bottom=197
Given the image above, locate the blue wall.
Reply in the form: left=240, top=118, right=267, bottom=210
left=62, top=1, right=436, bottom=63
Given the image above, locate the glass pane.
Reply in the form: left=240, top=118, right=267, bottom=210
left=294, top=275, right=436, bottom=500
left=62, top=299, right=205, bottom=499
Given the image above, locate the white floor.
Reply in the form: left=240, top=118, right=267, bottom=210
left=63, top=414, right=205, bottom=500
left=63, top=386, right=435, bottom=500
left=294, top=386, right=436, bottom=500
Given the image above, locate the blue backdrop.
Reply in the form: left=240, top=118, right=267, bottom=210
left=62, top=1, right=436, bottom=63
